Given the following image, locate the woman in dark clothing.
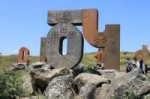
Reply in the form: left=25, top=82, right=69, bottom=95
left=139, top=60, right=144, bottom=74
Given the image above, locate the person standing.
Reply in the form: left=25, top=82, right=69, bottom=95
left=139, top=60, right=145, bottom=74
left=95, top=47, right=104, bottom=69
left=125, top=57, right=132, bottom=73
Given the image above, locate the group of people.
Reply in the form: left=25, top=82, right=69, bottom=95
left=125, top=57, right=148, bottom=74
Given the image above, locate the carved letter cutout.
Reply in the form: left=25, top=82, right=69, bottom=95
left=82, top=9, right=120, bottom=70
left=46, top=10, right=83, bottom=69
left=18, top=47, right=30, bottom=65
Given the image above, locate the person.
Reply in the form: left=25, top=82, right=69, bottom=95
left=131, top=57, right=140, bottom=69
left=125, top=57, right=132, bottom=73
left=139, top=60, right=145, bottom=74
left=95, top=47, right=104, bottom=69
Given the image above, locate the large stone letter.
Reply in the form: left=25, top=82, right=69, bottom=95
left=17, top=47, right=30, bottom=65
left=82, top=9, right=120, bottom=70
left=46, top=10, right=83, bottom=69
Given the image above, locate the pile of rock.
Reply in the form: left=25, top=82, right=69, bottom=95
left=12, top=62, right=150, bottom=99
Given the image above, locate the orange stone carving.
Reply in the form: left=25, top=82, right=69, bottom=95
left=82, top=9, right=120, bottom=70
left=17, top=47, right=30, bottom=65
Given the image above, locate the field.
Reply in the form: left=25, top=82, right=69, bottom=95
left=0, top=52, right=150, bottom=71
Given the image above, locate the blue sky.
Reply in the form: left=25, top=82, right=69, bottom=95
left=0, top=0, right=150, bottom=55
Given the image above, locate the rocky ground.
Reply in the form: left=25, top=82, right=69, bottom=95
left=9, top=62, right=150, bottom=99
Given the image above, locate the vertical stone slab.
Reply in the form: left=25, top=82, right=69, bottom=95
left=135, top=45, right=149, bottom=60
left=102, top=25, right=120, bottom=70
left=40, top=37, right=47, bottom=62
left=82, top=9, right=120, bottom=70
left=46, top=10, right=83, bottom=69
left=17, top=47, right=30, bottom=65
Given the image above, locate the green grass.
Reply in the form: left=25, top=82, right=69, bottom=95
left=0, top=52, right=150, bottom=72
left=0, top=70, right=31, bottom=98
left=0, top=55, right=39, bottom=72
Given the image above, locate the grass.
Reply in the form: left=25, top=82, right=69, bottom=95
left=0, top=52, right=150, bottom=72
left=0, top=55, right=39, bottom=72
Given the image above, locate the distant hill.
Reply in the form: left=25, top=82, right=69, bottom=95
left=0, top=52, right=150, bottom=71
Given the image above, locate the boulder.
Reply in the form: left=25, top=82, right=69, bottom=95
left=21, top=71, right=34, bottom=95
left=44, top=75, right=75, bottom=99
left=94, top=84, right=112, bottom=99
left=19, top=95, right=47, bottom=99
left=75, top=73, right=109, bottom=90
left=72, top=64, right=101, bottom=77
left=11, top=63, right=27, bottom=71
left=113, top=69, right=150, bottom=99
left=74, top=73, right=110, bottom=99
left=32, top=67, right=71, bottom=92
left=76, top=83, right=95, bottom=99
left=28, top=62, right=48, bottom=73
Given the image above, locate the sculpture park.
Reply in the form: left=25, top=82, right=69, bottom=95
left=0, top=1, right=150, bottom=99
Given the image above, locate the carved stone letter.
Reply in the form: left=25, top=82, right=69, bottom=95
left=46, top=10, right=83, bottom=69
left=82, top=9, right=120, bottom=70
left=18, top=47, right=30, bottom=65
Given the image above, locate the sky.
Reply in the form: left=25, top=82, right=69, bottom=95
left=0, top=0, right=150, bottom=55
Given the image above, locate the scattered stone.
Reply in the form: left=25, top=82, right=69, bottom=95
left=75, top=73, right=109, bottom=87
left=21, top=72, right=34, bottom=96
left=32, top=67, right=71, bottom=92
left=76, top=83, right=95, bottom=99
left=44, top=75, right=75, bottom=99
left=12, top=63, right=27, bottom=71
left=113, top=69, right=150, bottom=99
left=94, top=84, right=112, bottom=99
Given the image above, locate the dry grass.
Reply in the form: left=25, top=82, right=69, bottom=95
left=0, top=52, right=150, bottom=71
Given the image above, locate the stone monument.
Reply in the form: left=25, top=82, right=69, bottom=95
left=40, top=37, right=47, bottom=61
left=135, top=45, right=149, bottom=60
left=40, top=9, right=120, bottom=70
left=46, top=10, right=83, bottom=68
left=17, top=47, right=30, bottom=65
left=82, top=9, right=120, bottom=70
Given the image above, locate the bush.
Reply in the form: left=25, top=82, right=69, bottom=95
left=125, top=89, right=136, bottom=99
left=0, top=70, right=28, bottom=99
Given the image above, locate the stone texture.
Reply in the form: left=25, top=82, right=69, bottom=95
left=94, top=84, right=111, bottom=99
left=28, top=62, right=48, bottom=73
left=17, top=47, right=30, bottom=65
left=75, top=73, right=110, bottom=90
left=77, top=83, right=95, bottom=99
left=135, top=45, right=149, bottom=60
left=113, top=69, right=150, bottom=99
left=32, top=68, right=71, bottom=91
left=82, top=9, right=120, bottom=70
left=48, top=10, right=82, bottom=26
left=44, top=75, right=75, bottom=99
left=46, top=11, right=83, bottom=69
left=21, top=72, right=34, bottom=95
left=12, top=63, right=27, bottom=71
left=40, top=37, right=47, bottom=62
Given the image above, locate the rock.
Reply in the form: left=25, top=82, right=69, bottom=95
left=72, top=64, right=101, bottom=77
left=113, top=69, right=150, bottom=99
left=28, top=62, right=47, bottom=72
left=94, top=84, right=112, bottom=99
left=74, top=73, right=110, bottom=99
left=75, top=73, right=110, bottom=90
left=28, top=62, right=55, bottom=73
left=20, top=95, right=47, bottom=99
left=98, top=70, right=116, bottom=81
left=21, top=71, right=34, bottom=95
left=32, top=67, right=71, bottom=91
left=11, top=63, right=27, bottom=71
left=77, top=83, right=95, bottom=99
left=44, top=75, right=75, bottom=99
left=143, top=94, right=150, bottom=99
